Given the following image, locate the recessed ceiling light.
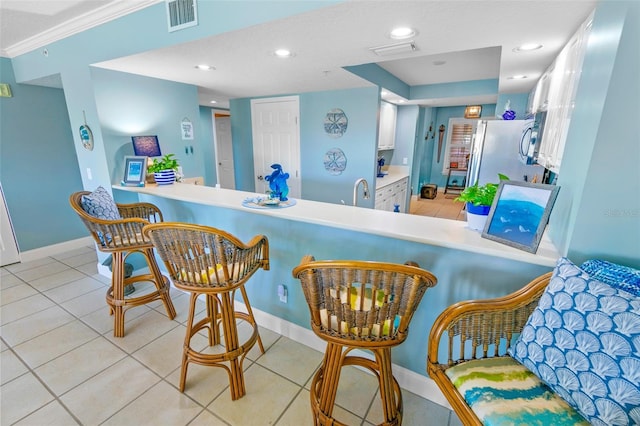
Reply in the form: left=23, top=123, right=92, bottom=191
left=389, top=27, right=417, bottom=40
left=195, top=64, right=214, bottom=70
left=513, top=43, right=543, bottom=52
left=432, top=60, right=446, bottom=66
left=210, top=100, right=217, bottom=104
left=508, top=75, right=528, bottom=80
left=274, top=49, right=294, bottom=58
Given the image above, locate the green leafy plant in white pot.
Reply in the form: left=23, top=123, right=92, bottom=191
left=455, top=174, right=509, bottom=231
left=148, top=154, right=179, bottom=185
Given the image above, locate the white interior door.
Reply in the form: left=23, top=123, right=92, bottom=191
left=0, top=183, right=20, bottom=266
left=251, top=96, right=301, bottom=198
left=213, top=113, right=236, bottom=189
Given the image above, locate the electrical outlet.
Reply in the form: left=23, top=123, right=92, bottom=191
left=278, top=284, right=288, bottom=303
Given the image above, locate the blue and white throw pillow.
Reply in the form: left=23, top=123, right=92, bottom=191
left=80, top=186, right=121, bottom=245
left=509, top=257, right=640, bottom=426
left=80, top=186, right=121, bottom=220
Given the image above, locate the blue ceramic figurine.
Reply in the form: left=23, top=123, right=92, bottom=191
left=265, top=163, right=290, bottom=201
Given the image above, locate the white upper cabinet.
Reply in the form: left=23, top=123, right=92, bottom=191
left=378, top=101, right=397, bottom=150
left=531, top=13, right=592, bottom=173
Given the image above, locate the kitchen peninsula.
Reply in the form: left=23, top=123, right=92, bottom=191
left=113, top=183, right=560, bottom=404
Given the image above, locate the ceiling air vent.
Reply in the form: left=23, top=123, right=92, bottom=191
left=166, top=0, right=198, bottom=32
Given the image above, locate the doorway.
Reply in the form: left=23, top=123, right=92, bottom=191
left=250, top=96, right=301, bottom=198
left=213, top=112, right=235, bottom=189
left=1, top=183, right=20, bottom=266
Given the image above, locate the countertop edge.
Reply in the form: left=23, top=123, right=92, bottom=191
left=114, top=184, right=561, bottom=267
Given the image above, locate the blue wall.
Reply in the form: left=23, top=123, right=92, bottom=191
left=3, top=1, right=638, bottom=269
left=199, top=106, right=217, bottom=186
left=91, top=67, right=206, bottom=184
left=549, top=0, right=640, bottom=266
left=230, top=87, right=381, bottom=207
left=299, top=87, right=379, bottom=206
left=0, top=57, right=87, bottom=251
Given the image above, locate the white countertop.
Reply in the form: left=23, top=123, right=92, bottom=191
left=114, top=183, right=561, bottom=267
left=376, top=166, right=409, bottom=189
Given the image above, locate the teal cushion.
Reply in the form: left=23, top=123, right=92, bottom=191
left=445, top=356, right=589, bottom=425
left=509, top=257, right=640, bottom=426
left=581, top=259, right=640, bottom=297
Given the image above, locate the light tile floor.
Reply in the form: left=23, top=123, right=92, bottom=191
left=409, top=191, right=466, bottom=221
left=1, top=246, right=462, bottom=426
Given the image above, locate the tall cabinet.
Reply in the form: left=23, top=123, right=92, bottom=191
left=378, top=101, right=397, bottom=150
left=530, top=13, right=592, bottom=173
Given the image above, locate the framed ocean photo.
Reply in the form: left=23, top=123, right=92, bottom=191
left=482, top=181, right=560, bottom=253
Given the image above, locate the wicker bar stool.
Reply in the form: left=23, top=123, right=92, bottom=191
left=292, top=257, right=437, bottom=426
left=69, top=190, right=176, bottom=337
left=143, top=222, right=268, bottom=399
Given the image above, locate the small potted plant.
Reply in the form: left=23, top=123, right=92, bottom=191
left=147, top=154, right=179, bottom=185
left=455, top=174, right=509, bottom=231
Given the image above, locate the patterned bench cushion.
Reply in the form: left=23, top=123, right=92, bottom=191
left=445, top=356, right=589, bottom=426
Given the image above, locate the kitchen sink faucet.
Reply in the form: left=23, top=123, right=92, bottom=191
left=353, top=178, right=370, bottom=206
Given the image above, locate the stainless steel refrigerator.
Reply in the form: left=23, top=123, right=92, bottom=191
left=466, top=120, right=544, bottom=187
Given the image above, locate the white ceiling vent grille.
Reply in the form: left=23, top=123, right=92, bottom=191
left=166, top=0, right=198, bottom=32
left=370, top=41, right=417, bottom=57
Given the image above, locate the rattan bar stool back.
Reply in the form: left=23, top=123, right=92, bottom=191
left=143, top=222, right=269, bottom=399
left=69, top=191, right=176, bottom=337
left=292, top=256, right=437, bottom=425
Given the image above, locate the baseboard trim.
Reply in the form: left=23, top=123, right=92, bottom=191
left=19, top=237, right=94, bottom=263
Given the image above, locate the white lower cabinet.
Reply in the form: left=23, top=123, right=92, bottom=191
left=375, top=177, right=408, bottom=213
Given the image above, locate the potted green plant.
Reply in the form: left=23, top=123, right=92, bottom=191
left=455, top=174, right=509, bottom=230
left=147, top=154, right=179, bottom=185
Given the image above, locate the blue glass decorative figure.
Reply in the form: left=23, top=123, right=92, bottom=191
left=264, top=163, right=290, bottom=201
left=501, top=100, right=516, bottom=120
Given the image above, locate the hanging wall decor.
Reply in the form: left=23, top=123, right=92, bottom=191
left=437, top=124, right=445, bottom=162
left=79, top=111, right=94, bottom=151
left=324, top=108, right=348, bottom=138
left=324, top=147, right=347, bottom=175
left=181, top=117, right=194, bottom=140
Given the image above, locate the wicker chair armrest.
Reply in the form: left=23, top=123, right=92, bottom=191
left=244, top=234, right=270, bottom=271
left=116, top=202, right=163, bottom=222
left=427, top=272, right=551, bottom=372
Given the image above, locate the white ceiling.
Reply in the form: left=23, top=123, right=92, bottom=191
left=0, top=0, right=597, bottom=109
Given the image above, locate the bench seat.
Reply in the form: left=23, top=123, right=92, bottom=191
left=445, top=356, right=589, bottom=425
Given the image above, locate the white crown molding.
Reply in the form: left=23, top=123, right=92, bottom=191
left=2, top=0, right=163, bottom=58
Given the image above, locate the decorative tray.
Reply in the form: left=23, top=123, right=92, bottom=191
left=242, top=196, right=297, bottom=209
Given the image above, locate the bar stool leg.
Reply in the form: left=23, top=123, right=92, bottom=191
left=239, top=285, right=264, bottom=353
left=180, top=292, right=199, bottom=392
left=219, top=292, right=245, bottom=400
left=110, top=252, right=126, bottom=338
left=206, top=294, right=220, bottom=346
left=144, top=247, right=176, bottom=320
left=314, top=342, right=344, bottom=423
left=375, top=348, right=402, bottom=425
